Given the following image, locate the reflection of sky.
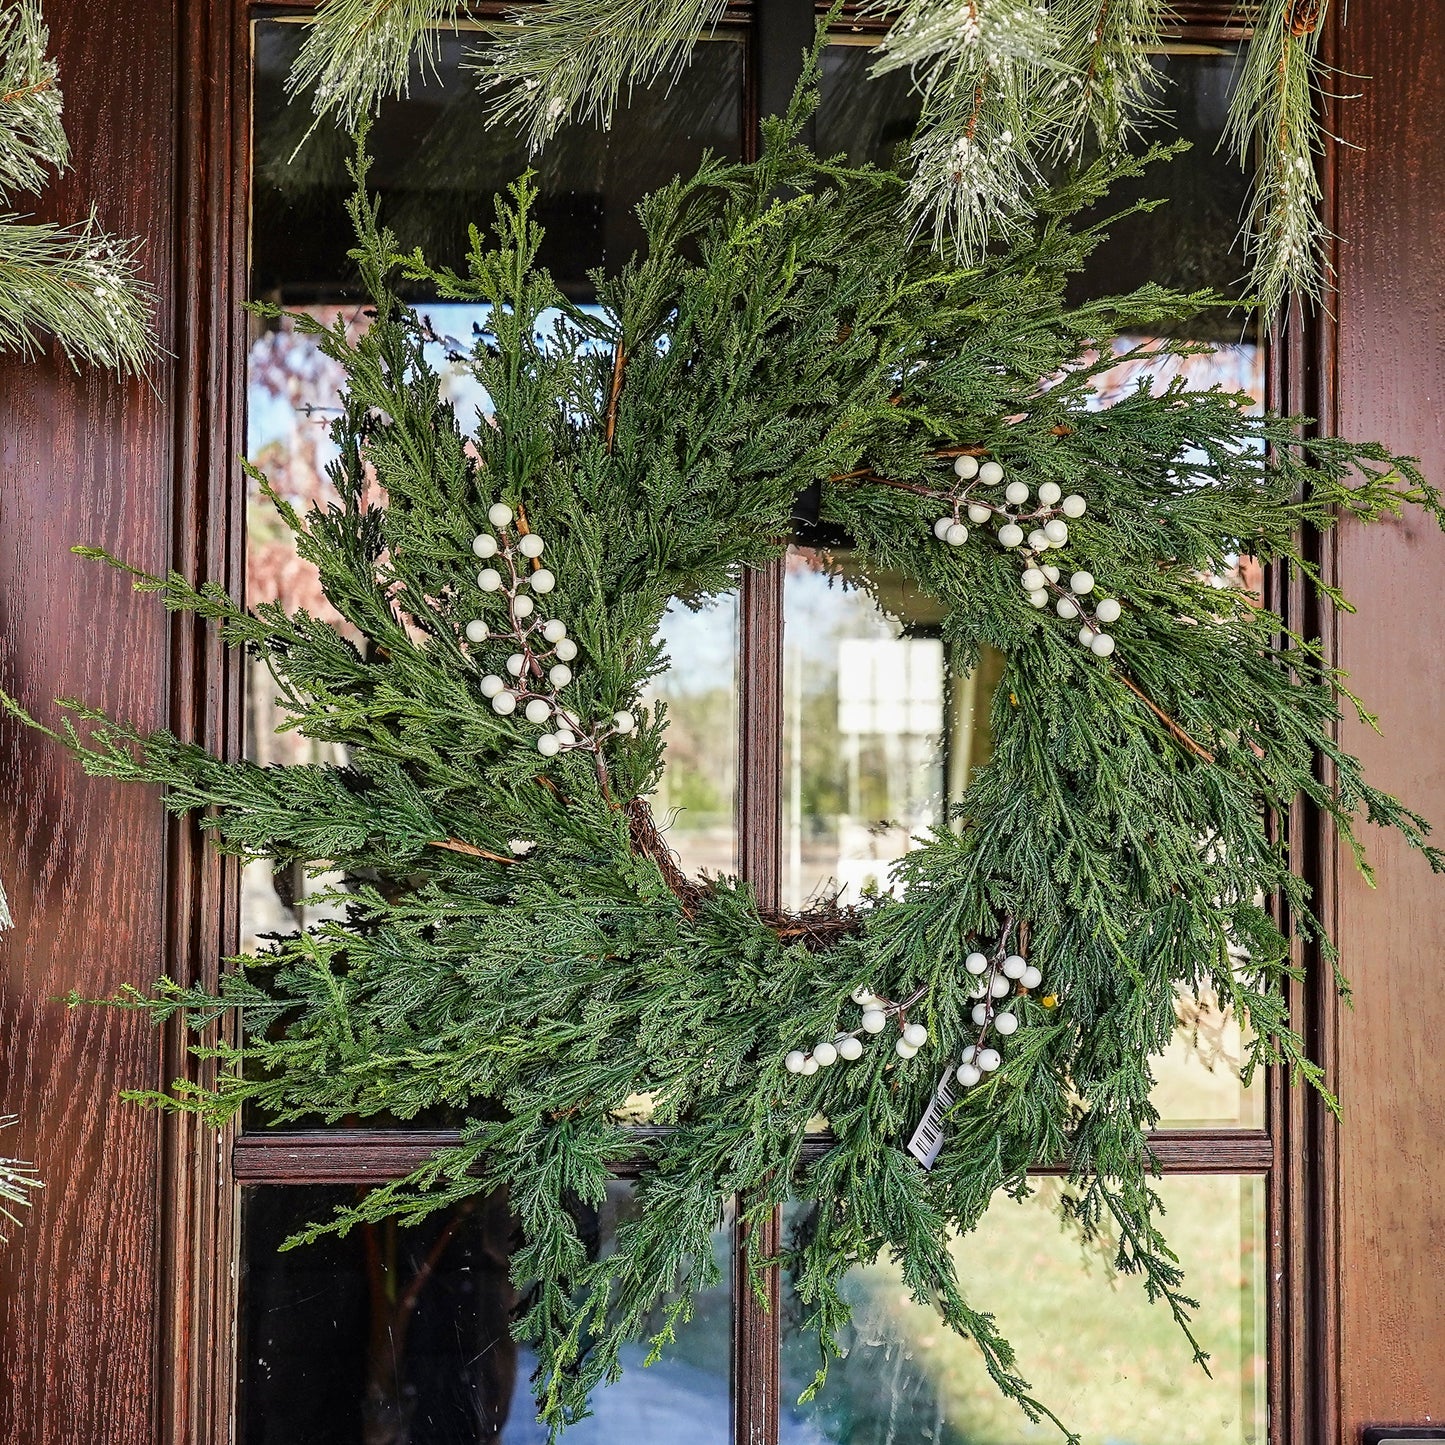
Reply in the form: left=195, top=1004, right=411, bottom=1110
left=246, top=302, right=610, bottom=460
left=653, top=597, right=739, bottom=697
left=500, top=1346, right=828, bottom=1444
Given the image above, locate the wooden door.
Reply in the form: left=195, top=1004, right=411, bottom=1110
left=0, top=3, right=1441, bottom=1442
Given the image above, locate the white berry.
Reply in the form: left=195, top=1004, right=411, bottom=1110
left=1056, top=597, right=1079, bottom=620
left=1044, top=519, right=1069, bottom=545
left=1038, top=481, right=1062, bottom=506
left=990, top=975, right=1011, bottom=998
left=536, top=732, right=560, bottom=756
left=1002, top=954, right=1026, bottom=980
left=480, top=674, right=504, bottom=697
left=488, top=502, right=514, bottom=528
left=945, top=523, right=969, bottom=546
left=1020, top=568, right=1044, bottom=591
left=895, top=1039, right=918, bottom=1059
left=1029, top=589, right=1049, bottom=608
left=549, top=664, right=572, bottom=688
left=1042, top=565, right=1060, bottom=583
left=785, top=1050, right=807, bottom=1074
left=613, top=709, right=636, bottom=734
left=531, top=568, right=556, bottom=594
left=977, top=1048, right=1002, bottom=1072
left=491, top=690, right=517, bottom=716
left=506, top=653, right=526, bottom=676
left=851, top=985, right=877, bottom=1005
left=525, top=698, right=552, bottom=724
left=477, top=568, right=503, bottom=592
left=1061, top=494, right=1087, bottom=518
left=902, top=1023, right=928, bottom=1048
left=1090, top=633, right=1116, bottom=657
left=542, top=619, right=566, bottom=643
left=998, top=523, right=1024, bottom=548
left=1020, top=966, right=1042, bottom=989
left=519, top=534, right=545, bottom=558
left=934, top=517, right=954, bottom=540
left=967, top=503, right=993, bottom=525
left=837, top=1035, right=864, bottom=1061
left=1028, top=529, right=1050, bottom=551
left=1079, top=626, right=1098, bottom=648
left=953, top=455, right=980, bottom=479
left=473, top=534, right=498, bottom=559
left=801, top=1057, right=819, bottom=1075
left=972, top=1003, right=989, bottom=1025
left=960, top=1046, right=977, bottom=1063
left=513, top=595, right=535, bottom=618
left=1070, top=571, right=1095, bottom=595
left=994, top=1012, right=1019, bottom=1037
left=1005, top=480, right=1029, bottom=505
left=464, top=619, right=489, bottom=643
left=955, top=1062, right=982, bottom=1087
left=965, top=951, right=988, bottom=975
left=555, top=638, right=578, bottom=661
left=861, top=1009, right=887, bottom=1034
left=813, top=1041, right=838, bottom=1067
left=978, top=461, right=1004, bottom=485
left=1095, top=598, right=1122, bottom=624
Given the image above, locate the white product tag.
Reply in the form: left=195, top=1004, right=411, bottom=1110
left=906, top=1068, right=956, bottom=1169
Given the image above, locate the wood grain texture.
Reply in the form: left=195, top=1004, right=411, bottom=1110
left=231, top=1127, right=1273, bottom=1184
left=0, top=3, right=179, bottom=1442
left=1330, top=0, right=1445, bottom=1434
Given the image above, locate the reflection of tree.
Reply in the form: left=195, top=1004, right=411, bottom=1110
left=358, top=1193, right=519, bottom=1445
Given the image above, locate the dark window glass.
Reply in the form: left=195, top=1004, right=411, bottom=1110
left=241, top=1183, right=733, bottom=1444
left=252, top=21, right=744, bottom=303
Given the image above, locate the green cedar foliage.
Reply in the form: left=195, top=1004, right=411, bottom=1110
left=13, top=88, right=1443, bottom=1436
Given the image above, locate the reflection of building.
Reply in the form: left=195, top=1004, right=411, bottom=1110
left=826, top=636, right=944, bottom=900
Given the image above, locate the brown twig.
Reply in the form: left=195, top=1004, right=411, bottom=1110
left=427, top=838, right=517, bottom=865
left=1116, top=672, right=1216, bottom=764
left=605, top=342, right=626, bottom=454
left=514, top=502, right=542, bottom=571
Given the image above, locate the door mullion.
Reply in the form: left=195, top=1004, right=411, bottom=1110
left=734, top=559, right=785, bottom=1445
left=735, top=7, right=819, bottom=1443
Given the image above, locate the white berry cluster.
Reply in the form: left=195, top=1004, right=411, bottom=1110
left=784, top=983, right=930, bottom=1076
left=954, top=939, right=1043, bottom=1088
left=463, top=502, right=636, bottom=756
left=933, top=455, right=1124, bottom=658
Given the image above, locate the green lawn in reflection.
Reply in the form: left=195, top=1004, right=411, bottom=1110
left=783, top=1175, right=1264, bottom=1445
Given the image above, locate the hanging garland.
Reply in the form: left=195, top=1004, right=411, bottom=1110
left=12, top=100, right=1443, bottom=1435
left=290, top=0, right=1340, bottom=316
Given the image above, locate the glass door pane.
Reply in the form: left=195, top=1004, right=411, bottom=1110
left=781, top=1177, right=1266, bottom=1444
left=242, top=1183, right=734, bottom=1444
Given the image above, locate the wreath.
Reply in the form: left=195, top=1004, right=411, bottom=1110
left=12, top=98, right=1443, bottom=1437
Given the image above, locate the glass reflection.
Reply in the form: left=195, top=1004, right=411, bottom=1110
left=781, top=544, right=998, bottom=913
left=644, top=596, right=740, bottom=880
left=245, top=22, right=744, bottom=953
left=253, top=22, right=743, bottom=301
left=242, top=1182, right=733, bottom=1444
left=782, top=1176, right=1265, bottom=1445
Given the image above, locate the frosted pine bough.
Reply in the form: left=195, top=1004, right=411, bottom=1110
left=291, top=0, right=1344, bottom=317
left=11, top=107, right=1445, bottom=1439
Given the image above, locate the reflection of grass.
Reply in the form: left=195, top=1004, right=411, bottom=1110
left=783, top=1177, right=1264, bottom=1445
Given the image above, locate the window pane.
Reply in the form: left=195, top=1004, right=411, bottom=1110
left=244, top=22, right=744, bottom=956
left=781, top=1176, right=1265, bottom=1445
left=253, top=21, right=744, bottom=301
left=803, top=44, right=1265, bottom=1129
left=242, top=1182, right=733, bottom=1444
left=645, top=595, right=740, bottom=880
left=781, top=543, right=996, bottom=913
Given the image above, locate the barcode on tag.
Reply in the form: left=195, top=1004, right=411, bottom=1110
left=906, top=1068, right=957, bottom=1169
